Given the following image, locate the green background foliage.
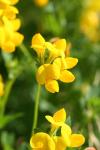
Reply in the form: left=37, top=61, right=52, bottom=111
left=0, top=0, right=100, bottom=149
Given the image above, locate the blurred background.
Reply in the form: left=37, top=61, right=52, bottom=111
left=0, top=0, right=100, bottom=149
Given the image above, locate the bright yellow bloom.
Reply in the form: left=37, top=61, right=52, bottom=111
left=61, top=124, right=85, bottom=147
left=31, top=33, right=46, bottom=57
left=46, top=108, right=85, bottom=148
left=80, top=0, right=100, bottom=41
left=87, top=0, right=100, bottom=11
left=36, top=63, right=60, bottom=93
left=0, top=5, right=19, bottom=20
left=34, top=0, right=48, bottom=7
left=0, top=0, right=24, bottom=52
left=81, top=10, right=99, bottom=41
left=0, top=74, right=4, bottom=96
left=31, top=33, right=77, bottom=62
left=32, top=33, right=78, bottom=93
left=45, top=108, right=66, bottom=131
left=0, top=16, right=24, bottom=52
left=30, top=132, right=55, bottom=150
left=36, top=57, right=78, bottom=92
left=54, top=57, right=78, bottom=83
left=31, top=33, right=58, bottom=59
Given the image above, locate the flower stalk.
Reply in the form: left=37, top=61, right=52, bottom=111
left=0, top=79, right=15, bottom=116
left=32, top=84, right=41, bottom=131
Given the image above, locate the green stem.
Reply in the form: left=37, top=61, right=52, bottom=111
left=32, top=84, right=41, bottom=132
left=0, top=79, right=15, bottom=116
left=19, top=43, right=35, bottom=68
left=19, top=44, right=32, bottom=59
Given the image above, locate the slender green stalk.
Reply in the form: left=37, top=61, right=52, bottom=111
left=19, top=43, right=35, bottom=68
left=19, top=44, right=32, bottom=59
left=0, top=79, right=15, bottom=116
left=32, top=84, right=41, bottom=131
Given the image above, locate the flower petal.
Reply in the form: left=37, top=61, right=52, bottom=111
left=53, top=108, right=66, bottom=123
left=65, top=57, right=78, bottom=69
left=60, top=70, right=75, bottom=83
left=70, top=134, right=85, bottom=147
left=45, top=80, right=59, bottom=93
left=30, top=132, right=55, bottom=150
left=2, top=41, right=15, bottom=52
left=53, top=39, right=66, bottom=56
left=45, top=64, right=60, bottom=80
left=36, top=65, right=45, bottom=84
left=31, top=33, right=45, bottom=47
left=61, top=124, right=72, bottom=136
left=31, top=33, right=45, bottom=56
left=61, top=124, right=72, bottom=147
left=45, top=116, right=54, bottom=124
left=53, top=136, right=67, bottom=150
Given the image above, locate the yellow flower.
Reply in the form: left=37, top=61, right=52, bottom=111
left=45, top=108, right=66, bottom=131
left=61, top=124, right=85, bottom=148
left=31, top=33, right=77, bottom=62
left=31, top=33, right=46, bottom=57
left=30, top=132, right=55, bottom=150
left=34, top=0, right=48, bottom=7
left=87, top=0, right=100, bottom=11
left=54, top=57, right=78, bottom=83
left=31, top=33, right=57, bottom=59
left=36, top=63, right=60, bottom=93
left=0, top=74, right=4, bottom=96
left=0, top=0, right=24, bottom=52
left=32, top=34, right=78, bottom=93
left=1, top=5, right=19, bottom=20
left=36, top=56, right=78, bottom=93
left=0, top=16, right=24, bottom=52
left=80, top=0, right=100, bottom=41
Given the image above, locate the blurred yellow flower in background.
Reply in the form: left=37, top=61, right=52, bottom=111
left=34, top=0, right=48, bottom=7
left=80, top=0, right=100, bottom=41
left=30, top=132, right=55, bottom=150
left=0, top=0, right=24, bottom=52
left=87, top=0, right=100, bottom=11
left=32, top=33, right=78, bottom=93
left=0, top=74, right=4, bottom=96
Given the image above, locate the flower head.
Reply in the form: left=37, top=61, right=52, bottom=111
left=30, top=108, right=85, bottom=150
left=0, top=0, right=24, bottom=52
left=30, top=132, right=55, bottom=150
left=32, top=33, right=78, bottom=93
left=36, top=63, right=60, bottom=93
left=80, top=0, right=100, bottom=41
left=0, top=74, right=4, bottom=96
left=0, top=16, right=23, bottom=52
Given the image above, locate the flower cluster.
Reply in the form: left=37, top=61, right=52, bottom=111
left=0, top=0, right=24, bottom=52
left=80, top=0, right=100, bottom=41
left=31, top=33, right=78, bottom=93
left=0, top=74, right=4, bottom=96
left=30, top=108, right=85, bottom=150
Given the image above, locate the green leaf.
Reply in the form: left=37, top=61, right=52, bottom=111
left=0, top=113, right=23, bottom=129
